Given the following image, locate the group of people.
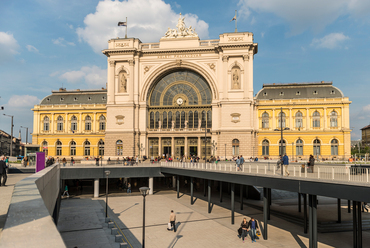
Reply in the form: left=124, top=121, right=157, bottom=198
left=277, top=154, right=290, bottom=176
left=239, top=217, right=260, bottom=243
left=235, top=155, right=245, bottom=171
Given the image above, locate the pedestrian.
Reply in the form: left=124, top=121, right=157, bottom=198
left=276, top=155, right=282, bottom=171
left=127, top=182, right=131, bottom=194
left=0, top=156, right=7, bottom=186
left=169, top=210, right=177, bottom=232
left=95, top=157, right=99, bottom=166
left=247, top=217, right=259, bottom=243
left=240, top=155, right=245, bottom=170
left=136, top=156, right=139, bottom=165
left=70, top=157, right=74, bottom=166
left=62, top=185, right=69, bottom=198
left=23, top=156, right=28, bottom=167
left=240, top=217, right=248, bottom=243
left=308, top=154, right=315, bottom=173
left=363, top=202, right=369, bottom=212
left=282, top=153, right=290, bottom=176
left=62, top=157, right=67, bottom=167
left=236, top=156, right=241, bottom=171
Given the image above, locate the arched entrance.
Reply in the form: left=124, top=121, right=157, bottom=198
left=147, top=69, right=212, bottom=160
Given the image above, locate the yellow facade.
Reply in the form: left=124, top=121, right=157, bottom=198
left=32, top=89, right=106, bottom=159
left=256, top=84, right=351, bottom=160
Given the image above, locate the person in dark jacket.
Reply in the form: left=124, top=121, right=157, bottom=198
left=247, top=217, right=259, bottom=243
left=240, top=218, right=248, bottom=243
left=308, top=155, right=315, bottom=172
left=282, top=153, right=290, bottom=176
left=0, top=156, right=7, bottom=186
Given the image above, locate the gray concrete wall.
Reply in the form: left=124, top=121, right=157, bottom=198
left=0, top=165, right=65, bottom=248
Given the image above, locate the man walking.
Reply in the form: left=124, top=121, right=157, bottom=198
left=236, top=156, right=241, bottom=171
left=169, top=210, right=177, bottom=232
left=240, top=155, right=245, bottom=171
left=0, top=156, right=7, bottom=186
left=283, top=153, right=290, bottom=176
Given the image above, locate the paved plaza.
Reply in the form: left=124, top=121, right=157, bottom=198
left=57, top=189, right=370, bottom=248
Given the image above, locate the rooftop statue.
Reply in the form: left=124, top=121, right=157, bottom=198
left=162, top=13, right=198, bottom=39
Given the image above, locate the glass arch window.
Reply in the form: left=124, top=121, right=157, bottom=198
left=207, top=111, right=212, bottom=128
left=330, top=111, right=338, bottom=128
left=278, top=112, right=286, bottom=128
left=175, top=111, right=180, bottom=128
left=116, top=140, right=123, bottom=156
left=163, top=112, right=168, bottom=129
left=168, top=112, right=172, bottom=128
left=331, top=139, right=338, bottom=155
left=194, top=111, right=199, bottom=128
left=232, top=139, right=239, bottom=156
left=70, top=141, right=76, bottom=156
left=312, top=111, right=320, bottom=128
left=188, top=111, right=193, bottom=128
left=57, top=116, right=64, bottom=131
left=99, top=115, right=106, bottom=131
left=85, top=115, right=91, bottom=131
left=181, top=111, right=185, bottom=128
left=155, top=112, right=160, bottom=129
left=295, top=112, right=303, bottom=128
left=262, top=112, right=269, bottom=128
left=84, top=141, right=90, bottom=156
left=42, top=141, right=48, bottom=156
left=313, top=139, right=321, bottom=155
left=149, top=112, right=154, bottom=129
left=296, top=139, right=303, bottom=155
left=262, top=140, right=269, bottom=156
left=43, top=117, right=50, bottom=131
left=279, top=140, right=286, bottom=155
left=98, top=139, right=104, bottom=156
left=56, top=141, right=62, bottom=156
left=71, top=116, right=77, bottom=132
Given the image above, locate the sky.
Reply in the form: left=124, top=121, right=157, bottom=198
left=1, top=0, right=370, bottom=142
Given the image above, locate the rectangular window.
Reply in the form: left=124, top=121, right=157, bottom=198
left=279, top=146, right=286, bottom=155
left=296, top=146, right=303, bottom=155
left=57, top=123, right=63, bottom=131
left=99, top=122, right=105, bottom=131
left=44, top=123, right=49, bottom=131
left=56, top=147, right=62, bottom=156
left=262, top=146, right=269, bottom=155
left=331, top=145, right=338, bottom=155
left=70, top=147, right=76, bottom=156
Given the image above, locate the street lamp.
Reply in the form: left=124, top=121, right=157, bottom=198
left=105, top=170, right=110, bottom=218
left=3, top=114, right=14, bottom=156
left=274, top=107, right=290, bottom=175
left=139, top=186, right=150, bottom=248
left=20, top=126, right=28, bottom=144
left=204, top=127, right=210, bottom=163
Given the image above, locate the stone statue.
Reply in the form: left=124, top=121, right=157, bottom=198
left=198, top=118, right=202, bottom=128
left=232, top=68, right=240, bottom=89
left=185, top=120, right=188, bottom=129
left=120, top=72, right=127, bottom=92
left=171, top=120, right=175, bottom=129
left=158, top=120, right=162, bottom=129
left=161, top=13, right=198, bottom=39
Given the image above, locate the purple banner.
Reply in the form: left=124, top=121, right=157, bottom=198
left=36, top=152, right=45, bottom=172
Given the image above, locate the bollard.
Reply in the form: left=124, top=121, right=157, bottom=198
left=115, top=235, right=123, bottom=242
left=111, top=228, right=118, bottom=235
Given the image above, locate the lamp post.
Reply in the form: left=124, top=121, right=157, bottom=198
left=105, top=170, right=110, bottom=218
left=20, top=126, right=28, bottom=144
left=139, top=186, right=150, bottom=248
left=225, top=143, right=226, bottom=161
left=204, top=127, right=210, bottom=163
left=274, top=107, right=290, bottom=175
left=3, top=114, right=14, bottom=156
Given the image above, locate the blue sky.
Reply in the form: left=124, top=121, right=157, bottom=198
left=1, top=0, right=370, bottom=142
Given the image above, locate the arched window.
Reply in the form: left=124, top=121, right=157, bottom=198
left=43, top=116, right=50, bottom=131
left=71, top=116, right=77, bottom=132
left=70, top=141, right=76, bottom=156
left=278, top=112, right=286, bottom=128
left=201, top=111, right=206, bottom=128
left=42, top=141, right=48, bottom=156
left=279, top=140, right=286, bottom=155
left=57, top=116, right=64, bottom=131
left=232, top=139, right=239, bottom=156
left=296, top=139, right=303, bottom=155
left=331, top=139, right=338, bottom=155
left=175, top=111, right=180, bottom=128
left=262, top=112, right=269, bottom=128
left=84, top=141, right=90, bottom=156
left=99, top=115, right=106, bottom=131
left=194, top=111, right=199, bottom=128
left=313, top=139, right=321, bottom=155
left=295, top=112, right=303, bottom=128
left=155, top=111, right=160, bottom=129
left=181, top=111, right=185, bottom=128
left=98, top=139, right=104, bottom=156
left=149, top=112, right=154, bottom=129
left=207, top=110, right=212, bottom=128
left=56, top=141, right=62, bottom=156
left=85, top=115, right=91, bottom=131
left=168, top=111, right=172, bottom=128
left=163, top=112, right=168, bottom=129
left=116, top=140, right=123, bottom=156
left=330, top=111, right=338, bottom=128
left=188, top=111, right=193, bottom=128
left=312, top=111, right=320, bottom=128
left=262, top=140, right=269, bottom=156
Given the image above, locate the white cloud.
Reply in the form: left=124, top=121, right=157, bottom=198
left=26, top=45, right=39, bottom=53
left=52, top=37, right=75, bottom=47
left=76, top=0, right=209, bottom=53
left=238, top=0, right=370, bottom=35
left=59, top=65, right=106, bottom=86
left=7, top=95, right=40, bottom=107
left=363, top=104, right=370, bottom=112
left=49, top=71, right=60, bottom=77
left=0, top=32, right=20, bottom=62
left=311, top=33, right=350, bottom=49
left=261, top=32, right=265, bottom=38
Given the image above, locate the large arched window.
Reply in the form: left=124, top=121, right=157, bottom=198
left=116, top=140, right=123, bottom=156
left=330, top=111, right=338, bottom=128
left=71, top=116, right=78, bottom=132
left=42, top=141, right=48, bottom=156
left=99, top=115, right=106, bottom=131
left=84, top=141, right=90, bottom=156
left=331, top=139, right=338, bottom=155
left=70, top=141, right=76, bottom=156
left=85, top=115, right=92, bottom=131
left=262, top=140, right=269, bottom=155
left=296, top=139, right=303, bottom=155
left=56, top=141, right=62, bottom=156
left=312, top=111, right=320, bottom=128
left=279, top=140, right=286, bottom=155
left=232, top=139, right=239, bottom=156
left=262, top=112, right=269, bottom=128
left=43, top=116, right=50, bottom=131
left=57, top=116, right=64, bottom=131
left=98, top=139, right=104, bottom=156
left=313, top=139, right=321, bottom=155
left=295, top=112, right=303, bottom=128
left=278, top=112, right=286, bottom=128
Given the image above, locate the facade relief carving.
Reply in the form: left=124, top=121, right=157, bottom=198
left=144, top=66, right=152, bottom=74
left=231, top=66, right=241, bottom=89
left=243, top=55, right=249, bottom=61
left=176, top=59, right=182, bottom=67
left=128, top=60, right=135, bottom=66
left=109, top=60, right=115, bottom=67
left=162, top=13, right=198, bottom=39
left=222, top=56, right=229, bottom=62
left=119, top=71, right=128, bottom=93
left=207, top=63, right=216, bottom=71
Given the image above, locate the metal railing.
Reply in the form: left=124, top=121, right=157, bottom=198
left=160, top=162, right=370, bottom=184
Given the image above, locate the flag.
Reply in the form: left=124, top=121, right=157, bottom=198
left=229, top=15, right=236, bottom=22
left=118, top=22, right=127, bottom=26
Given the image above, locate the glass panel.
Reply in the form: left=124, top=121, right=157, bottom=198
left=194, top=111, right=198, bottom=128
left=163, top=112, right=167, bottom=129
left=180, top=111, right=185, bottom=128
left=278, top=112, right=286, bottom=128
left=188, top=111, right=193, bottom=128
left=168, top=112, right=172, bottom=128
left=175, top=111, right=180, bottom=128
left=207, top=111, right=212, bottom=128
left=150, top=112, right=154, bottom=129
left=201, top=111, right=206, bottom=128
left=155, top=112, right=160, bottom=129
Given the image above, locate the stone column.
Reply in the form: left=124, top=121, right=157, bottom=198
left=149, top=177, right=153, bottom=195
left=172, top=176, right=176, bottom=188
left=51, top=113, right=55, bottom=133
left=197, top=137, right=201, bottom=158
left=323, top=107, right=327, bottom=130
left=306, top=108, right=310, bottom=130
left=158, top=137, right=162, bottom=157
left=107, top=60, right=115, bottom=104
left=185, top=137, right=188, bottom=158
left=222, top=56, right=229, bottom=99
left=272, top=109, right=276, bottom=130
left=289, top=108, right=292, bottom=129
left=129, top=60, right=134, bottom=102
left=94, top=179, right=99, bottom=198
left=171, top=137, right=175, bottom=158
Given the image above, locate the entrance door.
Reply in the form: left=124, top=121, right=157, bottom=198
left=163, top=147, right=172, bottom=158
left=189, top=146, right=197, bottom=157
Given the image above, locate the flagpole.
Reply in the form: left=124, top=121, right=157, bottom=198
left=235, top=10, right=237, bottom=32
left=125, top=17, right=127, bottom=38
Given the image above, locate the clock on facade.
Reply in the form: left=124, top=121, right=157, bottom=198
left=176, top=98, right=183, bottom=105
